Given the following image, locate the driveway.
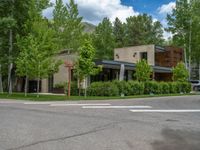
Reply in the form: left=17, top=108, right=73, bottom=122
left=0, top=95, right=200, bottom=150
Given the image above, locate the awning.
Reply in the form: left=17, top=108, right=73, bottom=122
left=95, top=60, right=172, bottom=73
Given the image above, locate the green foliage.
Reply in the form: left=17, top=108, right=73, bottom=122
left=92, top=18, right=115, bottom=59
left=113, top=17, right=126, bottom=48
left=159, top=82, right=170, bottom=94
left=125, top=14, right=164, bottom=46
left=134, top=59, right=153, bottom=82
left=167, top=0, right=200, bottom=65
left=16, top=19, right=61, bottom=79
left=177, top=82, right=191, bottom=93
left=53, top=0, right=84, bottom=51
left=128, top=81, right=145, bottom=95
left=144, top=81, right=161, bottom=94
left=75, top=40, right=101, bottom=80
left=172, top=62, right=189, bottom=82
left=54, top=82, right=66, bottom=88
left=168, top=82, right=179, bottom=94
left=88, top=82, right=119, bottom=96
left=113, top=80, right=131, bottom=96
left=87, top=81, right=191, bottom=97
left=74, top=39, right=101, bottom=97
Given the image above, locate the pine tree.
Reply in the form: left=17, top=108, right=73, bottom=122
left=93, top=18, right=115, bottom=59
left=125, top=14, right=164, bottom=46
left=53, top=0, right=84, bottom=52
left=113, top=17, right=126, bottom=48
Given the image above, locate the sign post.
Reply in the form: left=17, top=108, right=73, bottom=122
left=64, top=61, right=73, bottom=97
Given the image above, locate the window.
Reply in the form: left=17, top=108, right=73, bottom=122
left=140, top=52, right=148, bottom=61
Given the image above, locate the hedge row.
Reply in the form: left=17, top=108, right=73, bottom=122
left=87, top=81, right=191, bottom=96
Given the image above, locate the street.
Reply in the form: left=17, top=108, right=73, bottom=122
left=0, top=95, right=200, bottom=150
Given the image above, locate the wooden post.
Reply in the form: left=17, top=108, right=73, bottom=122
left=65, top=61, right=73, bottom=97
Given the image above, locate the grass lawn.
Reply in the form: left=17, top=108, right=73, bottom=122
left=0, top=92, right=197, bottom=101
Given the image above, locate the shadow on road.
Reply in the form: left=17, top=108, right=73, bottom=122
left=152, top=128, right=200, bottom=150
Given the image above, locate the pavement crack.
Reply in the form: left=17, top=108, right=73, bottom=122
left=6, top=122, right=116, bottom=150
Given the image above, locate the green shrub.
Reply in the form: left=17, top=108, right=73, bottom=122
left=177, top=82, right=191, bottom=93
left=144, top=81, right=161, bottom=94
left=54, top=82, right=66, bottom=88
left=128, top=81, right=144, bottom=95
left=113, top=80, right=132, bottom=96
left=87, top=81, right=191, bottom=97
left=168, top=82, right=178, bottom=94
left=134, top=59, right=153, bottom=82
left=160, top=82, right=170, bottom=94
left=88, top=82, right=119, bottom=96
left=172, top=62, right=189, bottom=82
left=168, top=82, right=191, bottom=94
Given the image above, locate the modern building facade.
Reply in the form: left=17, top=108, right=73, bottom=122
left=91, top=45, right=183, bottom=82
left=18, top=45, right=183, bottom=93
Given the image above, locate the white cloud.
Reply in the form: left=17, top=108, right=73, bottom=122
left=163, top=30, right=172, bottom=40
left=43, top=0, right=139, bottom=25
left=158, top=2, right=176, bottom=14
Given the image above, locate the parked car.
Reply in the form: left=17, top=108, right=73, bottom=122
left=190, top=80, right=200, bottom=91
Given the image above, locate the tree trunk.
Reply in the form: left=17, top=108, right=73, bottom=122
left=84, top=77, right=87, bottom=98
left=0, top=64, right=3, bottom=93
left=37, top=78, right=40, bottom=98
left=78, top=78, right=81, bottom=96
left=199, top=63, right=200, bottom=80
left=24, top=76, right=28, bottom=97
left=37, top=61, right=40, bottom=98
left=8, top=29, right=13, bottom=95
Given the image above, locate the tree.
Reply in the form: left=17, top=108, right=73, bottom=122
left=0, top=0, right=16, bottom=94
left=16, top=35, right=35, bottom=96
left=172, top=62, right=189, bottom=82
left=167, top=0, right=200, bottom=79
left=125, top=14, right=164, bottom=46
left=113, top=17, right=126, bottom=48
left=190, top=0, right=200, bottom=69
left=16, top=19, right=61, bottom=97
left=53, top=0, right=84, bottom=51
left=92, top=18, right=115, bottom=59
left=75, top=40, right=101, bottom=97
left=134, top=59, right=152, bottom=82
left=0, top=0, right=51, bottom=94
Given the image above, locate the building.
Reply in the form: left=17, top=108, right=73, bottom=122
left=91, top=45, right=183, bottom=82
left=18, top=45, right=183, bottom=93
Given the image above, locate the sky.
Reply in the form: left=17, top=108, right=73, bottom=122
left=43, top=0, right=176, bottom=39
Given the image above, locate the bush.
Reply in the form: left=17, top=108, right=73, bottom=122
left=113, top=80, right=131, bottom=96
left=87, top=81, right=191, bottom=97
left=168, top=82, right=191, bottom=94
left=172, top=62, right=189, bottom=82
left=160, top=82, right=170, bottom=94
left=168, top=82, right=179, bottom=94
left=134, top=59, right=153, bottom=82
left=54, top=82, right=66, bottom=88
left=177, top=82, right=191, bottom=93
left=128, top=81, right=144, bottom=95
left=88, top=82, right=119, bottom=96
left=144, top=81, right=161, bottom=94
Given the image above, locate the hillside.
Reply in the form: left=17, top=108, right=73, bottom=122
left=82, top=22, right=96, bottom=33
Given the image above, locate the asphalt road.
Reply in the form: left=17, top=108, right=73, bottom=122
left=0, top=95, right=200, bottom=150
